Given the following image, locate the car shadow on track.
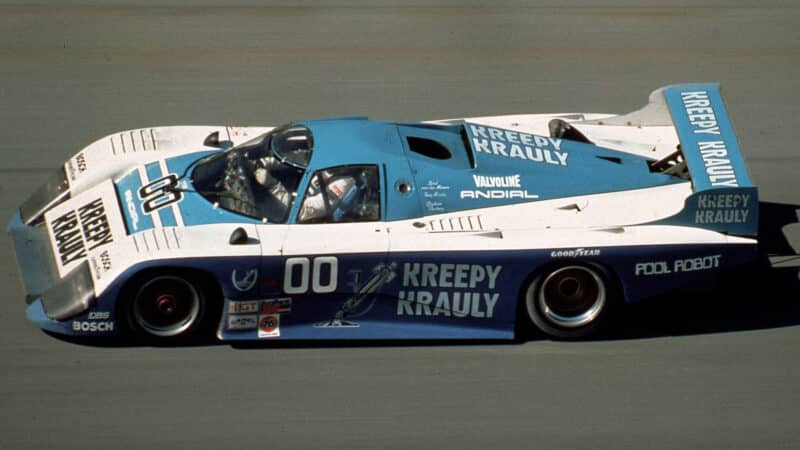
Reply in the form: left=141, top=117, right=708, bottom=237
left=49, top=202, right=800, bottom=348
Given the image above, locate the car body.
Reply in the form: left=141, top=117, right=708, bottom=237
left=8, top=83, right=758, bottom=341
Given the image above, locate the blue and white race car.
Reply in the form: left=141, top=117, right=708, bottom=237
left=9, top=83, right=757, bottom=341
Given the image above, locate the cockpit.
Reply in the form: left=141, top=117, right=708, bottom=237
left=191, top=124, right=313, bottom=223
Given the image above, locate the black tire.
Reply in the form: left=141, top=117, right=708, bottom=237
left=524, top=264, right=614, bottom=339
left=124, top=271, right=220, bottom=343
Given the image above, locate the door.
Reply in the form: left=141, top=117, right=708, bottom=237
left=278, top=165, right=391, bottom=336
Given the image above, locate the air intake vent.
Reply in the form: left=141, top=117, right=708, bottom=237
left=407, top=137, right=452, bottom=160
left=426, top=215, right=485, bottom=233
left=109, top=129, right=158, bottom=155
left=131, top=228, right=182, bottom=253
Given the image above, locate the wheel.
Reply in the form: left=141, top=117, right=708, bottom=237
left=524, top=264, right=613, bottom=339
left=126, top=272, right=218, bottom=342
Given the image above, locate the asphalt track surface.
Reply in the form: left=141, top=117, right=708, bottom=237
left=2, top=2, right=800, bottom=449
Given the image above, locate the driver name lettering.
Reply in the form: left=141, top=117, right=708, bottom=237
left=468, top=124, right=568, bottom=167
left=397, top=263, right=502, bottom=319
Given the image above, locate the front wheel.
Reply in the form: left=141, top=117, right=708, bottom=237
left=524, top=264, right=614, bottom=339
left=126, top=272, right=219, bottom=342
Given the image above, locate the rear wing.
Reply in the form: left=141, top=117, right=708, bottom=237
left=663, top=83, right=753, bottom=190
left=586, top=83, right=758, bottom=236
left=663, top=84, right=757, bottom=236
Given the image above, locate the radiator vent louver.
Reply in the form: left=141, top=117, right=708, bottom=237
left=131, top=228, right=181, bottom=253
left=109, top=129, right=158, bottom=155
left=426, top=215, right=485, bottom=233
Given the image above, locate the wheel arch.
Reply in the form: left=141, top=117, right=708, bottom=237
left=515, top=258, right=625, bottom=336
left=112, top=263, right=225, bottom=339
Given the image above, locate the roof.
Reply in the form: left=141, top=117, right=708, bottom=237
left=299, top=118, right=408, bottom=169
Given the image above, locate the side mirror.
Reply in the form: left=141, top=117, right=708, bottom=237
left=229, top=227, right=248, bottom=245
left=203, top=131, right=221, bottom=147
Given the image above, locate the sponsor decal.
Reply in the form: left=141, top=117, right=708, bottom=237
left=397, top=263, right=501, bottom=319
left=694, top=193, right=751, bottom=224
left=88, top=311, right=110, bottom=320
left=72, top=321, right=114, bottom=332
left=65, top=152, right=87, bottom=182
left=100, top=249, right=111, bottom=270
left=138, top=174, right=182, bottom=214
left=228, top=300, right=259, bottom=314
left=315, top=263, right=396, bottom=328
left=228, top=127, right=250, bottom=138
left=76, top=152, right=87, bottom=173
left=258, top=314, right=280, bottom=338
left=472, top=174, right=522, bottom=188
left=66, top=162, right=76, bottom=181
left=227, top=314, right=258, bottom=330
left=635, top=254, right=722, bottom=276
left=261, top=298, right=292, bottom=314
left=231, top=268, right=258, bottom=292
left=89, top=250, right=113, bottom=280
left=460, top=174, right=538, bottom=200
left=460, top=190, right=538, bottom=200
left=467, top=124, right=568, bottom=167
left=679, top=91, right=735, bottom=186
left=550, top=248, right=601, bottom=258
left=50, top=197, right=114, bottom=266
left=124, top=189, right=140, bottom=231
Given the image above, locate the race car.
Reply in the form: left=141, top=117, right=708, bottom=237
left=8, top=83, right=758, bottom=342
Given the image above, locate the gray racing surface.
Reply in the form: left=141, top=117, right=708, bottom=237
left=2, top=2, right=800, bottom=449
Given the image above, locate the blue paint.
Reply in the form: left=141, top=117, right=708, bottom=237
left=286, top=119, right=687, bottom=221
left=459, top=122, right=684, bottom=211
left=653, top=187, right=759, bottom=236
left=116, top=151, right=262, bottom=231
left=144, top=162, right=161, bottom=184
left=30, top=240, right=754, bottom=340
left=115, top=168, right=154, bottom=233
left=116, top=118, right=700, bottom=228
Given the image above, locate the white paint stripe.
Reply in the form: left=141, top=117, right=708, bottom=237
left=171, top=205, right=185, bottom=227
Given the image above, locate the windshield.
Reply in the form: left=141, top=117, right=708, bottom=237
left=272, top=125, right=313, bottom=168
left=191, top=126, right=312, bottom=223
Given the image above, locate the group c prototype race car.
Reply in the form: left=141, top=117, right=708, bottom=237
left=9, top=83, right=757, bottom=341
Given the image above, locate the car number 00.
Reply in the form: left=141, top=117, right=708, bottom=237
left=139, top=174, right=182, bottom=214
left=284, top=256, right=338, bottom=294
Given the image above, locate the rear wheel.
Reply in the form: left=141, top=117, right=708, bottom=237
left=524, top=264, right=613, bottom=339
left=126, top=272, right=219, bottom=342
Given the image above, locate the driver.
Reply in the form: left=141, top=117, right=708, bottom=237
left=298, top=170, right=358, bottom=223
left=251, top=155, right=292, bottom=214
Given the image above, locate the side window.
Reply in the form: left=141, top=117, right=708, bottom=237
left=297, top=165, right=381, bottom=224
